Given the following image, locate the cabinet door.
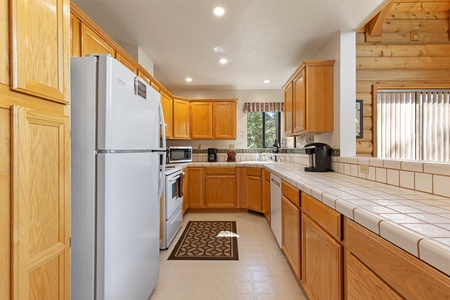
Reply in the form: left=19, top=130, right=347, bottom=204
left=246, top=175, right=262, bottom=212
left=305, top=64, right=334, bottom=132
left=11, top=106, right=70, bottom=300
left=182, top=168, right=189, bottom=213
left=173, top=99, right=190, bottom=139
left=187, top=167, right=204, bottom=208
left=70, top=13, right=81, bottom=57
left=347, top=253, right=402, bottom=300
left=293, top=69, right=306, bottom=132
left=10, top=0, right=70, bottom=103
left=0, top=0, right=8, bottom=85
left=161, top=92, right=173, bottom=139
left=284, top=82, right=293, bottom=135
left=0, top=108, right=10, bottom=300
left=81, top=23, right=115, bottom=56
left=262, top=171, right=271, bottom=223
left=205, top=174, right=237, bottom=208
left=116, top=52, right=138, bottom=74
left=302, top=213, right=342, bottom=300
left=213, top=102, right=236, bottom=139
left=190, top=102, right=213, bottom=139
left=282, top=196, right=301, bottom=279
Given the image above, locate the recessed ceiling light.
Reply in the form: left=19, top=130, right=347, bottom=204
left=185, top=77, right=192, bottom=82
left=213, top=6, right=225, bottom=16
left=263, top=79, right=271, bottom=84
left=219, top=58, right=228, bottom=64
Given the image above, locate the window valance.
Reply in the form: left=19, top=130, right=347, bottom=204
left=243, top=102, right=284, bottom=113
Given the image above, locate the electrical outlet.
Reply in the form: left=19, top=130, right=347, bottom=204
left=360, top=165, right=369, bottom=174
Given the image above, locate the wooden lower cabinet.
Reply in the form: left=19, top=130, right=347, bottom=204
left=205, top=167, right=237, bottom=208
left=262, top=169, right=271, bottom=223
left=246, top=168, right=262, bottom=212
left=302, top=213, right=343, bottom=300
left=187, top=167, right=205, bottom=208
left=281, top=196, right=301, bottom=279
left=346, top=218, right=450, bottom=300
left=346, top=252, right=402, bottom=300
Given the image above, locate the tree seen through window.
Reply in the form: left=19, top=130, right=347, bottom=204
left=247, top=112, right=280, bottom=148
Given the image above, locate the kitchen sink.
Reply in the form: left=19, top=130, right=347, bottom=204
left=238, top=160, right=280, bottom=164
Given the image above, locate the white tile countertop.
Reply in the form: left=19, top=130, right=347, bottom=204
left=186, top=161, right=450, bottom=277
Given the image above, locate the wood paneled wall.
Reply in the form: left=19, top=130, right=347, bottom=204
left=356, top=0, right=450, bottom=156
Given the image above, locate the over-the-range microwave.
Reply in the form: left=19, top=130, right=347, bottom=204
left=167, top=146, right=192, bottom=163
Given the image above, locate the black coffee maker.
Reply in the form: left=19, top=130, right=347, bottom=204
left=304, top=143, right=332, bottom=172
left=208, top=148, right=217, bottom=162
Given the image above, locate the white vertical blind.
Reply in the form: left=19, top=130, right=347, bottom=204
left=377, top=90, right=450, bottom=162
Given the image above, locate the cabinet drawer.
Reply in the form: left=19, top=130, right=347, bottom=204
left=263, top=169, right=270, bottom=180
left=246, top=167, right=261, bottom=177
left=282, top=181, right=299, bottom=207
left=302, top=193, right=341, bottom=241
left=205, top=167, right=236, bottom=175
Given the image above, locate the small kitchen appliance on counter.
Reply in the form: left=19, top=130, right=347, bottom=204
left=304, top=142, right=332, bottom=172
left=208, top=148, right=217, bottom=162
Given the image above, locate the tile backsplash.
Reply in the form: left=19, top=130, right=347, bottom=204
left=333, top=157, right=450, bottom=198
left=192, top=150, right=450, bottom=198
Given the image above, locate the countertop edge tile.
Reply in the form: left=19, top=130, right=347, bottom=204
left=311, top=187, right=324, bottom=201
left=379, top=221, right=425, bottom=257
left=354, top=208, right=383, bottom=234
left=335, top=199, right=356, bottom=219
left=419, top=239, right=450, bottom=276
left=322, top=193, right=338, bottom=209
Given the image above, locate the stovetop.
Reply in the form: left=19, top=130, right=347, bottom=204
left=161, top=165, right=183, bottom=176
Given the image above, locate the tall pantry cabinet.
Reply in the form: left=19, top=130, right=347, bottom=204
left=1, top=0, right=71, bottom=299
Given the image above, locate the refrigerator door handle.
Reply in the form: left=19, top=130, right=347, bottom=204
left=158, top=100, right=166, bottom=199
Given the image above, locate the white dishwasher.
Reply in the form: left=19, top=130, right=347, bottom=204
left=270, top=174, right=282, bottom=248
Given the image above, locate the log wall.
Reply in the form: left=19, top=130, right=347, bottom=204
left=356, top=0, right=450, bottom=156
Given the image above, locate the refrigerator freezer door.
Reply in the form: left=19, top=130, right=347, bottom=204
left=96, top=152, right=159, bottom=300
left=97, top=55, right=161, bottom=151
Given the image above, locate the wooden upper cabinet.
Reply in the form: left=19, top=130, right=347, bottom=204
left=116, top=52, right=138, bottom=74
left=284, top=60, right=334, bottom=135
left=190, top=102, right=213, bottom=139
left=213, top=101, right=236, bottom=139
left=81, top=23, right=115, bottom=57
left=161, top=92, right=173, bottom=139
left=0, top=0, right=8, bottom=85
left=284, top=81, right=293, bottom=135
left=173, top=99, right=190, bottom=139
left=293, top=69, right=306, bottom=132
left=70, top=13, right=81, bottom=57
left=189, top=100, right=236, bottom=140
left=10, top=0, right=70, bottom=104
left=11, top=106, right=70, bottom=300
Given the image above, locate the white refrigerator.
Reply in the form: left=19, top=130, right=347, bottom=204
left=71, top=55, right=166, bottom=300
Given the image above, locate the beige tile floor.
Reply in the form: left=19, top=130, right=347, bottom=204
left=151, top=211, right=308, bottom=300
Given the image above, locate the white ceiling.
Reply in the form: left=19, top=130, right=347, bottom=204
left=72, top=0, right=386, bottom=90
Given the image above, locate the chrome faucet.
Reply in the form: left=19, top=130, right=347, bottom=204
left=263, top=147, right=282, bottom=162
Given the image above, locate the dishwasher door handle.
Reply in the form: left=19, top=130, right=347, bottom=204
left=271, top=178, right=280, bottom=187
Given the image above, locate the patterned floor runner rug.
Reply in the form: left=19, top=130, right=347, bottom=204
left=168, top=221, right=239, bottom=260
